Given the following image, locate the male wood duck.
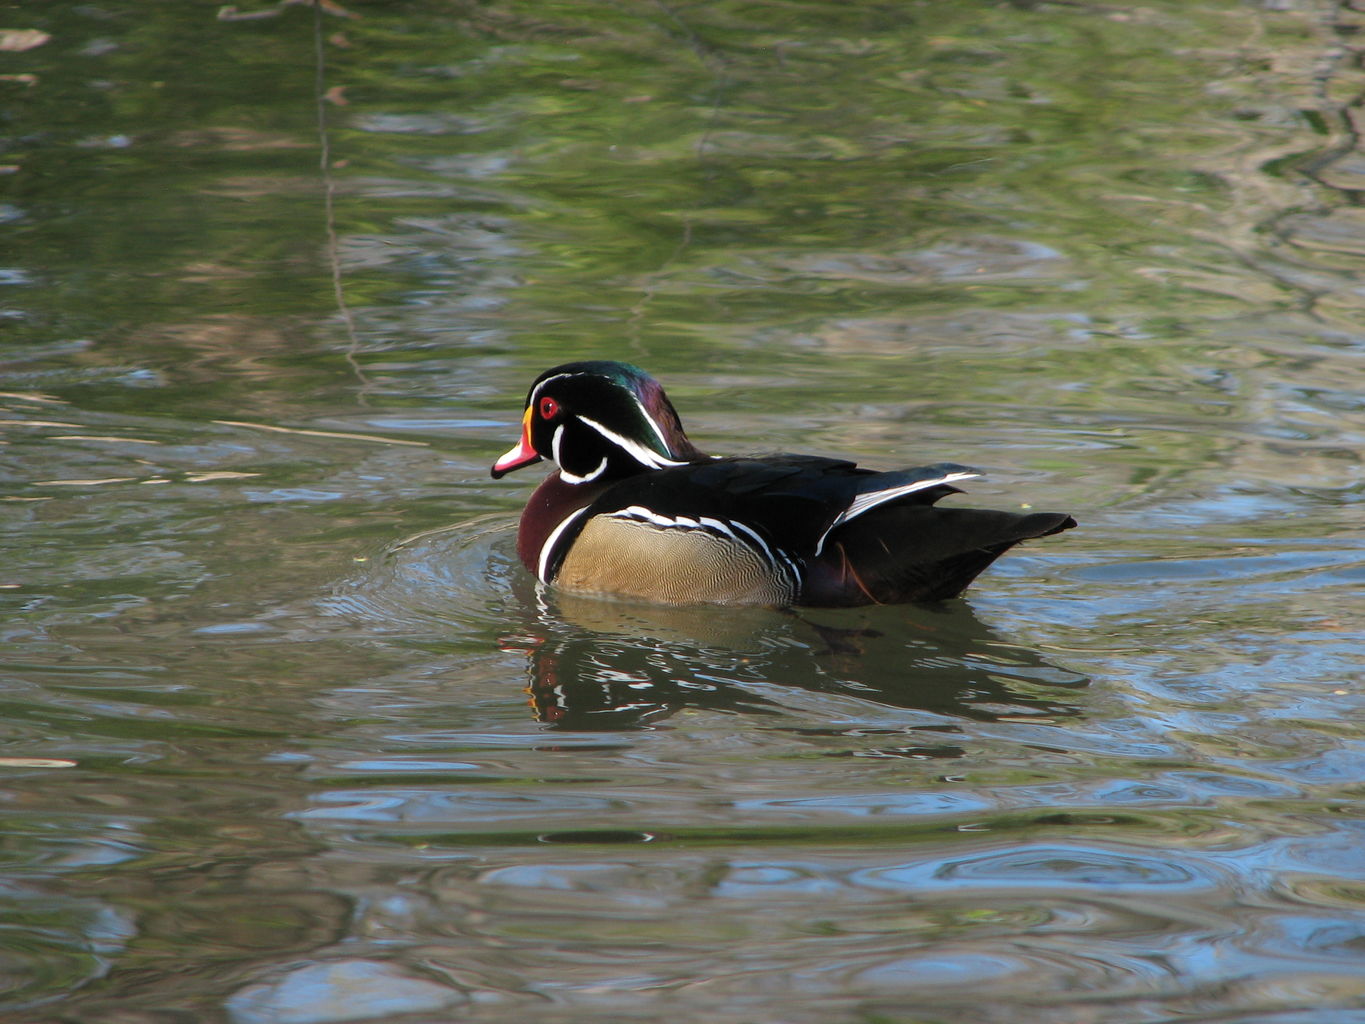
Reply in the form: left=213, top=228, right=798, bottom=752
left=491, top=360, right=1075, bottom=607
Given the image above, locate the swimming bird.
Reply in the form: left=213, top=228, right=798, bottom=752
left=491, top=361, right=1074, bottom=606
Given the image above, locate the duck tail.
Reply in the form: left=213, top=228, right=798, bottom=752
left=804, top=506, right=1076, bottom=606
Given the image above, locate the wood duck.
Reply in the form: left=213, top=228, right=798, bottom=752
left=492, top=360, right=1076, bottom=607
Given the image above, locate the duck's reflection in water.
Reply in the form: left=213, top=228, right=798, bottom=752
left=501, top=581, right=1087, bottom=740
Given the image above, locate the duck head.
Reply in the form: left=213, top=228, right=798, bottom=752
left=491, top=361, right=704, bottom=484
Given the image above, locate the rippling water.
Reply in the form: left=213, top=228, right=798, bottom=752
left=3, top=1, right=1365, bottom=1021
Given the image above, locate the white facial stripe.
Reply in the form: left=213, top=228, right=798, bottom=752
left=559, top=455, right=608, bottom=485
left=528, top=373, right=573, bottom=410
left=578, top=415, right=688, bottom=470
left=549, top=422, right=608, bottom=484
left=626, top=392, right=673, bottom=455
left=538, top=507, right=590, bottom=583
left=813, top=470, right=980, bottom=556
left=531, top=373, right=682, bottom=471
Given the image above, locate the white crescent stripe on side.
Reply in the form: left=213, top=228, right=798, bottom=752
left=726, top=519, right=779, bottom=566
left=606, top=508, right=802, bottom=593
left=729, top=519, right=802, bottom=584
left=610, top=505, right=667, bottom=526
left=538, top=507, right=591, bottom=583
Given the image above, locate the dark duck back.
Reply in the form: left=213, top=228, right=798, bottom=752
left=491, top=361, right=1075, bottom=607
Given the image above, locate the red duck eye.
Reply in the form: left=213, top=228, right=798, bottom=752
left=538, top=396, right=560, bottom=419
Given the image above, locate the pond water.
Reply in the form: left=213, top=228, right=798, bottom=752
left=4, top=1, right=1365, bottom=1021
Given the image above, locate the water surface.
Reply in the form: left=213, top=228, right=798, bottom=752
left=3, top=1, right=1364, bottom=1021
